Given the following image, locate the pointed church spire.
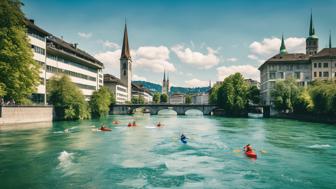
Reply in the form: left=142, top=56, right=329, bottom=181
left=163, top=69, right=166, bottom=81
left=280, top=34, right=287, bottom=54
left=309, top=10, right=316, bottom=37
left=329, top=30, right=332, bottom=48
left=121, top=22, right=131, bottom=59
left=167, top=72, right=169, bottom=81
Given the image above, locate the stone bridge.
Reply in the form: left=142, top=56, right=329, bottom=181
left=110, top=104, right=218, bottom=115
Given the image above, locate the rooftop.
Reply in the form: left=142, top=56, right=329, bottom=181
left=311, top=48, right=336, bottom=59
left=47, top=36, right=103, bottom=68
left=24, top=19, right=50, bottom=36
left=259, top=53, right=310, bottom=70
left=104, top=74, right=125, bottom=86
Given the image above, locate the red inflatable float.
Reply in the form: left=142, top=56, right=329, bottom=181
left=245, top=150, right=257, bottom=158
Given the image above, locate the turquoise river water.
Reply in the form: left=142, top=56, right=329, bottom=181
left=0, top=112, right=336, bottom=189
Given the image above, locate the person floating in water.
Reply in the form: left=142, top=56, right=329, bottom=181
left=132, top=121, right=136, bottom=126
left=127, top=122, right=132, bottom=127
left=157, top=122, right=161, bottom=127
left=180, top=134, right=188, bottom=144
left=244, top=144, right=253, bottom=152
left=112, top=120, right=120, bottom=124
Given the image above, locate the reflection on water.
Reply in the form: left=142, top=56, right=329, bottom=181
left=0, top=115, right=335, bottom=188
left=158, top=109, right=177, bottom=115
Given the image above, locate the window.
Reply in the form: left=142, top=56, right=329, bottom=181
left=278, top=72, right=284, bottom=79
left=295, top=65, right=300, bottom=69
left=286, top=65, right=293, bottom=71
left=124, top=70, right=126, bottom=76
left=318, top=63, right=322, bottom=68
left=46, top=65, right=96, bottom=81
left=269, top=72, right=276, bottom=79
left=314, top=72, right=317, bottom=77
left=31, top=45, right=45, bottom=55
left=323, top=72, right=329, bottom=77
left=314, top=63, right=317, bottom=68
left=319, top=72, right=322, bottom=77
left=295, top=72, right=301, bottom=79
left=323, top=63, right=328, bottom=68
left=123, top=63, right=126, bottom=69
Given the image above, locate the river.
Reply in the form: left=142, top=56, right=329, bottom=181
left=0, top=112, right=335, bottom=189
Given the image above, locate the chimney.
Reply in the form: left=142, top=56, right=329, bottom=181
left=29, top=19, right=34, bottom=24
left=74, top=43, right=78, bottom=49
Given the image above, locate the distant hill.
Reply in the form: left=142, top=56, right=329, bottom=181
left=132, top=81, right=210, bottom=94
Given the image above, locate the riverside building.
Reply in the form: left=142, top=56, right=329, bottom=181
left=259, top=12, right=335, bottom=106
left=26, top=19, right=103, bottom=103
left=104, top=74, right=128, bottom=104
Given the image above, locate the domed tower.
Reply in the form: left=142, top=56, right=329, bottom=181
left=306, top=12, right=318, bottom=55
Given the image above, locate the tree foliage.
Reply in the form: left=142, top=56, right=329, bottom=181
left=185, top=95, right=192, bottom=104
left=0, top=83, right=6, bottom=97
left=0, top=0, right=40, bottom=104
left=90, top=87, right=112, bottom=117
left=247, top=85, right=260, bottom=105
left=47, top=75, right=90, bottom=120
left=309, top=81, right=336, bottom=115
left=131, top=96, right=145, bottom=104
left=271, top=78, right=300, bottom=112
left=217, top=73, right=249, bottom=115
left=160, top=93, right=168, bottom=103
left=209, top=83, right=220, bottom=104
left=153, top=92, right=160, bottom=103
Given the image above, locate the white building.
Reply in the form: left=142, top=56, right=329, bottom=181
left=311, top=48, right=336, bottom=80
left=132, top=84, right=153, bottom=103
left=170, top=93, right=185, bottom=104
left=26, top=19, right=103, bottom=103
left=192, top=93, right=209, bottom=104
left=104, top=74, right=128, bottom=104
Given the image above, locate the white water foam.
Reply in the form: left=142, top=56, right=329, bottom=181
left=58, top=151, right=74, bottom=169
left=308, top=144, right=331, bottom=149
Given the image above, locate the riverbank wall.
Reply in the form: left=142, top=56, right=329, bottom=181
left=0, top=105, right=53, bottom=125
left=273, top=113, right=336, bottom=125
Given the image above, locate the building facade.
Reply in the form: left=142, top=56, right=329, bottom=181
left=132, top=84, right=153, bottom=103
left=259, top=12, right=336, bottom=106
left=26, top=19, right=103, bottom=103
left=191, top=93, right=209, bottom=104
left=104, top=74, right=128, bottom=104
left=170, top=93, right=185, bottom=104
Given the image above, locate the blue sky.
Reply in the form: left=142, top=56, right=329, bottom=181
left=23, top=0, right=336, bottom=87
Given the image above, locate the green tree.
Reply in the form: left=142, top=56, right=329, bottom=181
left=90, top=87, right=112, bottom=117
left=293, top=89, right=313, bottom=114
left=185, top=95, right=192, bottom=104
left=209, top=83, right=220, bottom=104
left=0, top=0, right=40, bottom=104
left=160, top=93, right=168, bottom=103
left=271, top=78, right=300, bottom=112
left=309, top=81, right=336, bottom=115
left=131, top=96, right=145, bottom=104
left=47, top=75, right=90, bottom=120
left=109, top=91, right=116, bottom=105
left=0, top=83, right=6, bottom=97
left=217, top=73, right=249, bottom=115
left=153, top=92, right=160, bottom=103
left=247, top=85, right=260, bottom=105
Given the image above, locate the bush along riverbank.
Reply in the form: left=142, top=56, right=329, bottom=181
left=271, top=78, right=336, bottom=125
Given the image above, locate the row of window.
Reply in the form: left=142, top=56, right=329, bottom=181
left=117, top=86, right=127, bottom=93
left=269, top=64, right=309, bottom=71
left=31, top=45, right=45, bottom=55
left=46, top=65, right=97, bottom=81
left=313, top=62, right=336, bottom=68
left=269, top=72, right=301, bottom=80
left=76, top=83, right=96, bottom=90
left=47, top=54, right=97, bottom=73
left=28, top=29, right=46, bottom=42
left=117, top=93, right=128, bottom=98
left=313, top=72, right=336, bottom=78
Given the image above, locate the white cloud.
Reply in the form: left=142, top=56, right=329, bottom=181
left=248, top=37, right=305, bottom=63
left=226, top=57, right=238, bottom=62
left=95, top=45, right=176, bottom=76
left=250, top=37, right=305, bottom=56
left=94, top=49, right=121, bottom=76
left=171, top=45, right=220, bottom=69
left=102, top=40, right=120, bottom=49
left=217, top=65, right=259, bottom=81
left=185, top=78, right=209, bottom=87
left=78, top=32, right=92, bottom=38
left=133, top=74, right=147, bottom=81
left=133, top=46, right=175, bottom=72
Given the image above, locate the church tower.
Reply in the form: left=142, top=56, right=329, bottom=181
left=280, top=34, right=287, bottom=55
left=306, top=12, right=318, bottom=55
left=120, top=23, right=132, bottom=101
left=162, top=70, right=167, bottom=94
